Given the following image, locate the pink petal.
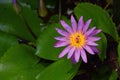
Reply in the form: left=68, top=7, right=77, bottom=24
left=90, top=29, right=102, bottom=36
left=56, top=28, right=68, bottom=36
left=54, top=36, right=68, bottom=41
left=71, top=54, right=76, bottom=64
left=67, top=47, right=75, bottom=59
left=93, top=29, right=102, bottom=34
left=85, top=27, right=96, bottom=35
left=60, top=20, right=73, bottom=33
left=71, top=15, right=77, bottom=32
left=87, top=41, right=98, bottom=46
left=54, top=41, right=68, bottom=48
left=83, top=45, right=95, bottom=55
left=91, top=46, right=99, bottom=53
left=80, top=48, right=87, bottom=63
left=87, top=37, right=101, bottom=41
left=58, top=46, right=71, bottom=58
left=75, top=49, right=80, bottom=63
left=83, top=19, right=92, bottom=33
left=78, top=16, right=84, bottom=31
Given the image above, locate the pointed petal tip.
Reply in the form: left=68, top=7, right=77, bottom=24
left=54, top=36, right=67, bottom=41
left=55, top=41, right=69, bottom=48
left=55, top=28, right=59, bottom=31
left=84, top=45, right=95, bottom=55
left=60, top=19, right=73, bottom=33
left=85, top=27, right=96, bottom=35
left=87, top=19, right=92, bottom=24
left=92, top=26, right=96, bottom=29
left=96, top=29, right=102, bottom=34
left=91, top=46, right=99, bottom=53
left=71, top=14, right=74, bottom=18
left=84, top=60, right=87, bottom=63
left=67, top=53, right=71, bottom=59
left=79, top=16, right=83, bottom=22
left=80, top=16, right=83, bottom=18
left=87, top=37, right=101, bottom=41
left=98, top=29, right=102, bottom=33
left=54, top=43, right=58, bottom=48
left=78, top=16, right=84, bottom=31
left=75, top=59, right=79, bottom=63
left=54, top=43, right=62, bottom=48
left=71, top=15, right=77, bottom=32
left=86, top=18, right=92, bottom=24
left=60, top=20, right=63, bottom=23
left=97, top=37, right=101, bottom=40
left=88, top=18, right=92, bottom=21
left=87, top=41, right=98, bottom=46
left=60, top=20, right=66, bottom=26
left=55, top=27, right=69, bottom=36
left=80, top=48, right=88, bottom=63
left=83, top=18, right=92, bottom=32
left=71, top=15, right=75, bottom=21
left=58, top=54, right=63, bottom=58
left=71, top=15, right=76, bottom=22
left=54, top=37, right=57, bottom=40
left=83, top=58, right=87, bottom=63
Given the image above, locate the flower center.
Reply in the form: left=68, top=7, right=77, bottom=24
left=69, top=32, right=86, bottom=48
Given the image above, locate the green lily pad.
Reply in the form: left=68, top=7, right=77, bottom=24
left=0, top=3, right=35, bottom=41
left=0, top=31, right=18, bottom=58
left=0, top=44, right=44, bottom=80
left=36, top=59, right=80, bottom=80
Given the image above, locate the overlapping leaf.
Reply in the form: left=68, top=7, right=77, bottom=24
left=21, top=5, right=42, bottom=38
left=36, top=59, right=80, bottom=80
left=0, top=31, right=18, bottom=58
left=0, top=45, right=44, bottom=80
left=0, top=3, right=35, bottom=41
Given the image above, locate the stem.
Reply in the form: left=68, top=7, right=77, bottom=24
left=20, top=14, right=37, bottom=39
left=38, top=0, right=48, bottom=17
left=104, top=0, right=112, bottom=10
left=59, top=0, right=61, bottom=20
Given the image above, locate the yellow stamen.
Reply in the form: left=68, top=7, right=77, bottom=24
left=69, top=32, right=86, bottom=48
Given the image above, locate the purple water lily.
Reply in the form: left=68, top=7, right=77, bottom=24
left=54, top=15, right=101, bottom=63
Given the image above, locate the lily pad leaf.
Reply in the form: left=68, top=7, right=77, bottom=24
left=0, top=31, right=18, bottom=58
left=36, top=59, right=80, bottom=80
left=0, top=44, right=44, bottom=80
left=20, top=5, right=43, bottom=38
left=0, top=3, right=35, bottom=41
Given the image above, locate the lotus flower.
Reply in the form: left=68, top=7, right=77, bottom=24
left=54, top=15, right=101, bottom=63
